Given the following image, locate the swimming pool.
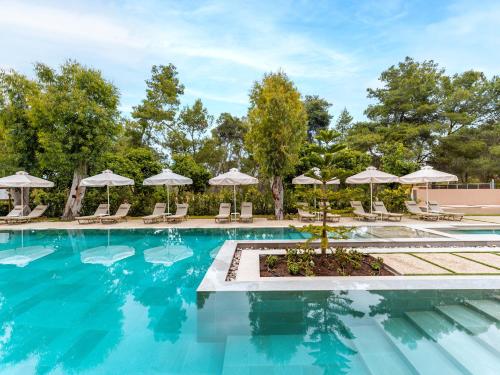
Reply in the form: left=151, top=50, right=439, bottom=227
left=440, top=228, right=500, bottom=236
left=0, top=228, right=498, bottom=374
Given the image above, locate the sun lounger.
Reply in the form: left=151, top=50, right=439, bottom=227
left=0, top=205, right=24, bottom=224
left=143, top=203, right=167, bottom=224
left=165, top=204, right=189, bottom=223
left=101, top=203, right=131, bottom=224
left=318, top=201, right=341, bottom=223
left=76, top=204, right=110, bottom=224
left=298, top=207, right=315, bottom=222
left=372, top=201, right=403, bottom=222
left=239, top=202, right=253, bottom=222
left=350, top=201, right=378, bottom=221
left=6, top=205, right=48, bottom=224
left=428, top=201, right=464, bottom=221
left=215, top=203, right=231, bottom=223
left=404, top=201, right=440, bottom=221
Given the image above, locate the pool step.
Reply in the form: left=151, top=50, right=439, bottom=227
left=464, top=299, right=500, bottom=322
left=436, top=304, right=500, bottom=354
left=374, top=317, right=466, bottom=375
left=221, top=334, right=371, bottom=374
left=405, top=310, right=500, bottom=374
left=349, top=323, right=417, bottom=375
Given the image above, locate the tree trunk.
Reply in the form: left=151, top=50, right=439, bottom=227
left=271, top=175, right=284, bottom=220
left=320, top=182, right=328, bottom=255
left=63, top=163, right=87, bottom=220
left=11, top=187, right=31, bottom=215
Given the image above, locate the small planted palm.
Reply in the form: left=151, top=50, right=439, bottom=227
left=295, top=129, right=348, bottom=254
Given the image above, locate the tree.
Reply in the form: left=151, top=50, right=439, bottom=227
left=247, top=71, right=307, bottom=219
left=175, top=99, right=212, bottom=156
left=303, top=95, right=332, bottom=140
left=299, top=129, right=346, bottom=253
left=131, top=64, right=184, bottom=147
left=0, top=70, right=41, bottom=173
left=335, top=107, right=353, bottom=139
left=365, top=57, right=443, bottom=164
left=171, top=154, right=210, bottom=193
left=31, top=61, right=120, bottom=219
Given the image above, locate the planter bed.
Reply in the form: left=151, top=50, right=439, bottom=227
left=260, top=253, right=397, bottom=277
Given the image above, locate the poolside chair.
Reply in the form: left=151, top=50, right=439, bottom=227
left=76, top=204, right=110, bottom=224
left=101, top=203, right=131, bottom=224
left=239, top=202, right=253, bottom=223
left=404, top=201, right=440, bottom=221
left=6, top=205, right=48, bottom=224
left=0, top=205, right=23, bottom=224
left=165, top=203, right=189, bottom=223
left=372, top=201, right=403, bottom=222
left=143, top=203, right=167, bottom=224
left=298, top=207, right=315, bottom=222
left=318, top=202, right=341, bottom=223
left=350, top=201, right=378, bottom=221
left=428, top=201, right=464, bottom=221
left=215, top=203, right=231, bottom=223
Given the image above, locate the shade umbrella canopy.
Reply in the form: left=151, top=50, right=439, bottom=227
left=143, top=169, right=192, bottom=214
left=346, top=167, right=399, bottom=213
left=0, top=171, right=54, bottom=215
left=80, top=170, right=134, bottom=215
left=292, top=174, right=340, bottom=185
left=80, top=170, right=134, bottom=187
left=400, top=166, right=458, bottom=212
left=209, top=168, right=258, bottom=215
left=292, top=171, right=340, bottom=210
left=0, top=171, right=54, bottom=188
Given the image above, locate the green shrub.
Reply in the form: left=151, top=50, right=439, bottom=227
left=265, top=255, right=278, bottom=269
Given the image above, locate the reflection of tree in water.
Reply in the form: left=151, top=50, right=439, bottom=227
left=0, top=235, right=125, bottom=374
left=247, top=291, right=364, bottom=372
left=302, top=291, right=364, bottom=374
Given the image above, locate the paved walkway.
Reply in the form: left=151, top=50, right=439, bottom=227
left=0, top=215, right=495, bottom=230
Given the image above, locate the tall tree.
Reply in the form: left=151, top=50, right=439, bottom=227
left=131, top=64, right=184, bottom=147
left=211, top=113, right=248, bottom=171
left=303, top=95, right=332, bottom=140
left=365, top=57, right=443, bottom=164
left=31, top=61, right=120, bottom=219
left=175, top=98, right=212, bottom=156
left=0, top=70, right=40, bottom=173
left=335, top=107, right=353, bottom=139
left=247, top=71, right=307, bottom=219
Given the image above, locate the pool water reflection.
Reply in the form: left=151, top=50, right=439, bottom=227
left=0, top=228, right=497, bottom=374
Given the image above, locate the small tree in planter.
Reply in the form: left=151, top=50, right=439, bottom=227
left=296, top=129, right=348, bottom=254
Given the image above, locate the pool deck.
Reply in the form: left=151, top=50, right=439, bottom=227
left=2, top=214, right=500, bottom=230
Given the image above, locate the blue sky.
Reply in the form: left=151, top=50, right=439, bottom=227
left=0, top=0, right=498, bottom=122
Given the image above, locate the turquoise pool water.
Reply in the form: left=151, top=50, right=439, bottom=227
left=441, top=228, right=500, bottom=235
left=0, top=228, right=498, bottom=374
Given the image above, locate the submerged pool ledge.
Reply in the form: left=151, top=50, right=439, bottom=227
left=197, top=239, right=500, bottom=292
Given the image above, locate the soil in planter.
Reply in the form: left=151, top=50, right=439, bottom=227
left=260, top=254, right=395, bottom=277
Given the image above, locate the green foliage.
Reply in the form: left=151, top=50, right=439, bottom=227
left=131, top=64, right=184, bottom=147
left=369, top=257, right=384, bottom=275
left=247, top=71, right=307, bottom=219
left=174, top=98, right=213, bottom=156
left=377, top=186, right=410, bottom=212
left=171, top=154, right=210, bottom=192
left=333, top=248, right=364, bottom=275
left=265, top=255, right=278, bottom=269
left=247, top=71, right=307, bottom=177
left=303, top=95, right=332, bottom=140
left=335, top=108, right=353, bottom=139
left=285, top=248, right=315, bottom=276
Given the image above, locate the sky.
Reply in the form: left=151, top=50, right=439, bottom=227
left=0, top=0, right=498, bottom=122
